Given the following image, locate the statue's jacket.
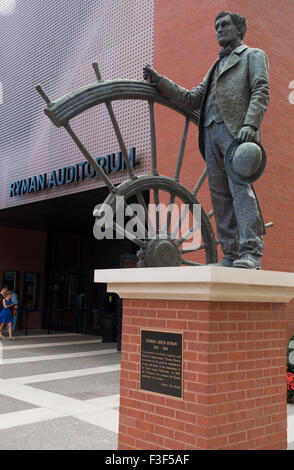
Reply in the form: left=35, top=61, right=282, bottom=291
left=157, top=44, right=270, bottom=160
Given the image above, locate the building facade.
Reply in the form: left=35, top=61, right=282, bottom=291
left=1, top=0, right=294, bottom=340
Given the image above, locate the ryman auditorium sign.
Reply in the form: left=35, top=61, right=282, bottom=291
left=9, top=148, right=136, bottom=198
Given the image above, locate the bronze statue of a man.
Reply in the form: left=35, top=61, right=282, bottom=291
left=144, top=11, right=269, bottom=269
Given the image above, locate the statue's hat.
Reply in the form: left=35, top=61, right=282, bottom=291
left=224, top=140, right=266, bottom=185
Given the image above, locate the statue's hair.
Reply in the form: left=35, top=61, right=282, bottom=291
left=215, top=11, right=247, bottom=40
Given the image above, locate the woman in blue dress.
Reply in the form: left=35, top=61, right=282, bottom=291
left=0, top=290, right=15, bottom=341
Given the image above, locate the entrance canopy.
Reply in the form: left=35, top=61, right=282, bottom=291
left=0, top=186, right=109, bottom=234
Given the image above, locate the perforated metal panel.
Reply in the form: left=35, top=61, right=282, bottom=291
left=0, top=0, right=154, bottom=209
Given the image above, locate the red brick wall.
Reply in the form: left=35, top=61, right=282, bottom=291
left=118, top=298, right=287, bottom=450
left=153, top=0, right=294, bottom=339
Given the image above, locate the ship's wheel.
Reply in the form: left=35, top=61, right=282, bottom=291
left=36, top=63, right=272, bottom=267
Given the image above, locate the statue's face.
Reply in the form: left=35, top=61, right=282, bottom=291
left=215, top=14, right=240, bottom=47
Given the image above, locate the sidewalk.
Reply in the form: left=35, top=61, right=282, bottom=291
left=0, top=331, right=293, bottom=450
left=0, top=331, right=120, bottom=450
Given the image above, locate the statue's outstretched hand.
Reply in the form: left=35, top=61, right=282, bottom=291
left=238, top=125, right=256, bottom=142
left=143, top=64, right=161, bottom=85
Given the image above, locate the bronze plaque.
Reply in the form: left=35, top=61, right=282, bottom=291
left=140, top=330, right=183, bottom=398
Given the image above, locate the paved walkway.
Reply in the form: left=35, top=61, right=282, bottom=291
left=0, top=331, right=120, bottom=450
left=0, top=331, right=294, bottom=450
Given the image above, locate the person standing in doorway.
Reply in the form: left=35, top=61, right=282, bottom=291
left=0, top=290, right=15, bottom=341
left=0, top=284, right=8, bottom=306
left=0, top=285, right=8, bottom=335
left=11, top=290, right=19, bottom=334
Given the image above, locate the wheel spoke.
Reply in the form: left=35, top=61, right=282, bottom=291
left=174, top=118, right=190, bottom=182
left=113, top=222, right=146, bottom=248
left=64, top=124, right=115, bottom=193
left=92, top=62, right=102, bottom=82
left=124, top=201, right=148, bottom=239
left=165, top=193, right=176, bottom=236
left=115, top=193, right=148, bottom=239
left=171, top=203, right=189, bottom=239
left=35, top=84, right=52, bottom=105
left=105, top=101, right=136, bottom=179
left=172, top=167, right=207, bottom=239
left=192, top=168, right=207, bottom=196
left=92, top=61, right=136, bottom=180
left=136, top=191, right=156, bottom=238
left=153, top=188, right=160, bottom=235
left=149, top=101, right=159, bottom=176
left=175, top=220, right=201, bottom=247
left=180, top=243, right=208, bottom=254
left=166, top=118, right=192, bottom=234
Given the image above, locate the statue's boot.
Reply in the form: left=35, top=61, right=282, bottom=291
left=233, top=253, right=261, bottom=269
left=211, top=257, right=236, bottom=267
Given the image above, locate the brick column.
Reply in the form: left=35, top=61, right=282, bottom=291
left=94, top=266, right=294, bottom=450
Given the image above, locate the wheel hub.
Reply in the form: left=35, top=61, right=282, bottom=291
left=138, top=237, right=181, bottom=267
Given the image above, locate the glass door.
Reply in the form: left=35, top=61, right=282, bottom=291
left=23, top=272, right=39, bottom=309
left=2, top=270, right=20, bottom=292
left=50, top=270, right=77, bottom=331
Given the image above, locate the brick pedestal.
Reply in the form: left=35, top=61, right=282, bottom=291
left=94, top=266, right=294, bottom=450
